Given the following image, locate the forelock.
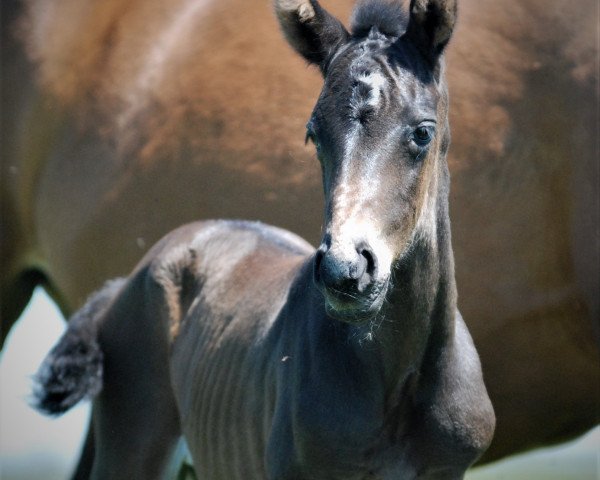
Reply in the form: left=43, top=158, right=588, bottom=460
left=350, top=0, right=408, bottom=39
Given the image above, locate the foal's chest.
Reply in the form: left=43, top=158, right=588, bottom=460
left=266, top=350, right=421, bottom=479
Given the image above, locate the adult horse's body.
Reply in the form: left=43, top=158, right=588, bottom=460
left=2, top=0, right=598, bottom=462
left=35, top=3, right=495, bottom=478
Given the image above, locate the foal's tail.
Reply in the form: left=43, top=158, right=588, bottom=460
left=33, top=278, right=126, bottom=416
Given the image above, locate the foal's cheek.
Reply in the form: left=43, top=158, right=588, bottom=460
left=386, top=200, right=420, bottom=254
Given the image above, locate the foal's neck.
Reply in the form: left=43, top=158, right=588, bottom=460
left=355, top=163, right=457, bottom=396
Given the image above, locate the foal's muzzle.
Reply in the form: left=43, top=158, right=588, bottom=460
left=313, top=240, right=387, bottom=322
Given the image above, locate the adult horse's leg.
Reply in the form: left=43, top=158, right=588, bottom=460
left=0, top=217, right=70, bottom=347
left=1, top=177, right=71, bottom=347
left=1, top=0, right=32, bottom=344
left=0, top=0, right=71, bottom=345
left=0, top=244, right=41, bottom=346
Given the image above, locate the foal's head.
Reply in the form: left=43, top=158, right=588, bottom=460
left=276, top=0, right=457, bottom=322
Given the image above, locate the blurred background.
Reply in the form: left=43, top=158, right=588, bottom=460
left=1, top=287, right=598, bottom=479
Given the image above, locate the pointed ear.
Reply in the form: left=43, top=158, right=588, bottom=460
left=404, top=0, right=457, bottom=63
left=274, top=0, right=350, bottom=73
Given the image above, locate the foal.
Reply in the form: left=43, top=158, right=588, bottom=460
left=35, top=0, right=495, bottom=478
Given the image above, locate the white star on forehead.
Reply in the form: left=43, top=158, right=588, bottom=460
left=349, top=59, right=388, bottom=121
left=357, top=70, right=386, bottom=107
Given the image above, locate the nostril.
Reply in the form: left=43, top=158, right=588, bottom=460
left=355, top=247, right=377, bottom=293
left=360, top=248, right=377, bottom=277
left=353, top=251, right=368, bottom=280
left=313, top=248, right=325, bottom=284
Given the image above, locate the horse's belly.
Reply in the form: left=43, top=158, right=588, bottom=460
left=169, top=313, right=275, bottom=479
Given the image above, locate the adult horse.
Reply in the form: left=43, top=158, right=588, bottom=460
left=2, top=0, right=598, bottom=463
left=35, top=3, right=496, bottom=478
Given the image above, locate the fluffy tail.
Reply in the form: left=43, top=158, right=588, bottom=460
left=33, top=278, right=126, bottom=416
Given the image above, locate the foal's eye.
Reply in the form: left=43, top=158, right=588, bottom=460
left=411, top=123, right=435, bottom=148
left=305, top=130, right=316, bottom=146
left=305, top=121, right=318, bottom=146
left=305, top=124, right=322, bottom=154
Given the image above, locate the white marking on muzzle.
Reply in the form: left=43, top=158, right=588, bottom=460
left=328, top=218, right=394, bottom=284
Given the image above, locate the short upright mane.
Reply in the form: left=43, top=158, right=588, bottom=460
left=350, top=0, right=408, bottom=38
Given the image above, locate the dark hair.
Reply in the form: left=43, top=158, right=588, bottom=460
left=350, top=0, right=408, bottom=38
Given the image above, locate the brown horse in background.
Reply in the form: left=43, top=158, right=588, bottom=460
left=1, top=0, right=598, bottom=463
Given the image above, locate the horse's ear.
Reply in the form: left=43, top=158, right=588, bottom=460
left=275, top=0, right=350, bottom=73
left=403, top=0, right=457, bottom=63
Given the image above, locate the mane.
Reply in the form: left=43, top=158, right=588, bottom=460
left=350, top=0, right=408, bottom=39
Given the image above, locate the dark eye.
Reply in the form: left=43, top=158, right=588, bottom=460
left=305, top=121, right=322, bottom=153
left=305, top=130, right=316, bottom=146
left=305, top=120, right=316, bottom=145
left=412, top=124, right=435, bottom=147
